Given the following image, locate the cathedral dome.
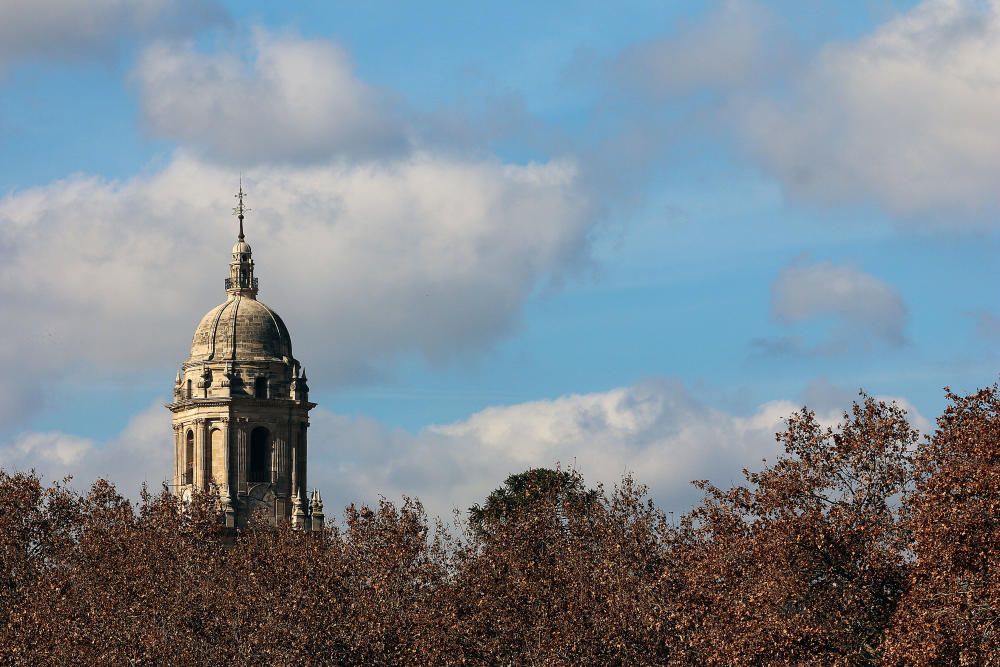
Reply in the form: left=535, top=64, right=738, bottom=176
left=188, top=296, right=293, bottom=362
left=169, top=186, right=319, bottom=530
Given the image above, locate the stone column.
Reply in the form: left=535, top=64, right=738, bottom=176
left=291, top=435, right=298, bottom=496
left=270, top=424, right=279, bottom=485
left=299, top=422, right=308, bottom=502
left=236, top=420, right=248, bottom=496
left=220, top=418, right=231, bottom=498
left=201, top=419, right=211, bottom=489
left=219, top=417, right=235, bottom=527
left=182, top=425, right=190, bottom=487
left=172, top=425, right=182, bottom=491
left=192, top=419, right=204, bottom=491
left=273, top=426, right=288, bottom=522
left=277, top=434, right=290, bottom=495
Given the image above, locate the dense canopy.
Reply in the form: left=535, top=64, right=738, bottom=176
left=1, top=387, right=996, bottom=665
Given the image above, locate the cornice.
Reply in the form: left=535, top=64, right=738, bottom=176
left=166, top=398, right=317, bottom=413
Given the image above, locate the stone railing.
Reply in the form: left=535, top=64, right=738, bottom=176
left=225, top=277, right=258, bottom=291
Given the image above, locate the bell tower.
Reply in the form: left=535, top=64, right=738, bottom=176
left=167, top=186, right=321, bottom=529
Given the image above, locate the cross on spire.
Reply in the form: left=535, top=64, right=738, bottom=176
left=233, top=177, right=251, bottom=240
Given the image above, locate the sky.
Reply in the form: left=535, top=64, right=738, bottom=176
left=2, top=0, right=999, bottom=518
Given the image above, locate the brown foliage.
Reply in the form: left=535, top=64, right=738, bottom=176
left=884, top=387, right=1000, bottom=666
left=447, top=473, right=671, bottom=664
left=667, top=394, right=917, bottom=665
left=0, top=389, right=996, bottom=665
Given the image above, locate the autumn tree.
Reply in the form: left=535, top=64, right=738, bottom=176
left=0, top=470, right=82, bottom=658
left=669, top=394, right=918, bottom=665
left=2, top=481, right=233, bottom=665
left=3, top=385, right=998, bottom=665
left=452, top=471, right=672, bottom=665
left=884, top=386, right=1000, bottom=666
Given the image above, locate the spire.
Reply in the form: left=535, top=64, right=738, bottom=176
left=292, top=488, right=307, bottom=530
left=292, top=364, right=309, bottom=401
left=233, top=176, right=252, bottom=240
left=309, top=488, right=325, bottom=533
left=226, top=180, right=258, bottom=298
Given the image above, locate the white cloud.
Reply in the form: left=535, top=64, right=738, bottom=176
left=600, top=0, right=1000, bottom=221
left=310, top=379, right=808, bottom=517
left=4, top=379, right=930, bottom=519
left=0, top=0, right=225, bottom=69
left=0, top=24, right=601, bottom=432
left=0, top=380, right=798, bottom=516
left=757, top=260, right=907, bottom=354
left=3, top=431, right=92, bottom=468
left=0, top=401, right=171, bottom=491
left=741, top=0, right=1000, bottom=219
left=610, top=0, right=787, bottom=99
left=134, top=31, right=408, bottom=163
left=0, top=151, right=597, bottom=403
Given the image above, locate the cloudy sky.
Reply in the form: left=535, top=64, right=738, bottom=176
left=1, top=0, right=997, bottom=518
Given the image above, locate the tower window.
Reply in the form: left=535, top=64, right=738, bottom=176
left=186, top=379, right=192, bottom=399
left=184, top=430, right=194, bottom=485
left=254, top=376, right=268, bottom=399
left=249, top=426, right=270, bottom=483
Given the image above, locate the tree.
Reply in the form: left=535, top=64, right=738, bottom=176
left=669, top=394, right=918, bottom=665
left=3, top=384, right=997, bottom=665
left=884, top=386, right=1000, bottom=666
left=454, top=470, right=672, bottom=665
left=468, top=467, right=597, bottom=538
left=0, top=470, right=81, bottom=654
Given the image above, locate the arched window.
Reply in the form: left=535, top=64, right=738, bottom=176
left=254, top=376, right=268, bottom=399
left=184, top=430, right=194, bottom=485
left=249, top=426, right=270, bottom=483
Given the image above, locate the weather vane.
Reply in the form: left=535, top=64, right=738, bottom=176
left=233, top=176, right=251, bottom=239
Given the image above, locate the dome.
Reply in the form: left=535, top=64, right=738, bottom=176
left=232, top=239, right=252, bottom=254
left=188, top=296, right=292, bottom=362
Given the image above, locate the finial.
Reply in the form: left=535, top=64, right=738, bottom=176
left=233, top=176, right=251, bottom=240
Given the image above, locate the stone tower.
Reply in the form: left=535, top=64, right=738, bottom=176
left=167, top=189, right=321, bottom=529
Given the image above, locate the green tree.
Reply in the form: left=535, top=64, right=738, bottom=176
left=468, top=467, right=597, bottom=538
left=455, top=471, right=672, bottom=665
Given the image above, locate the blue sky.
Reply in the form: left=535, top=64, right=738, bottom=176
left=2, top=0, right=999, bottom=515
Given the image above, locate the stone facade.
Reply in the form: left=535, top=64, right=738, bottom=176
left=167, top=200, right=322, bottom=529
